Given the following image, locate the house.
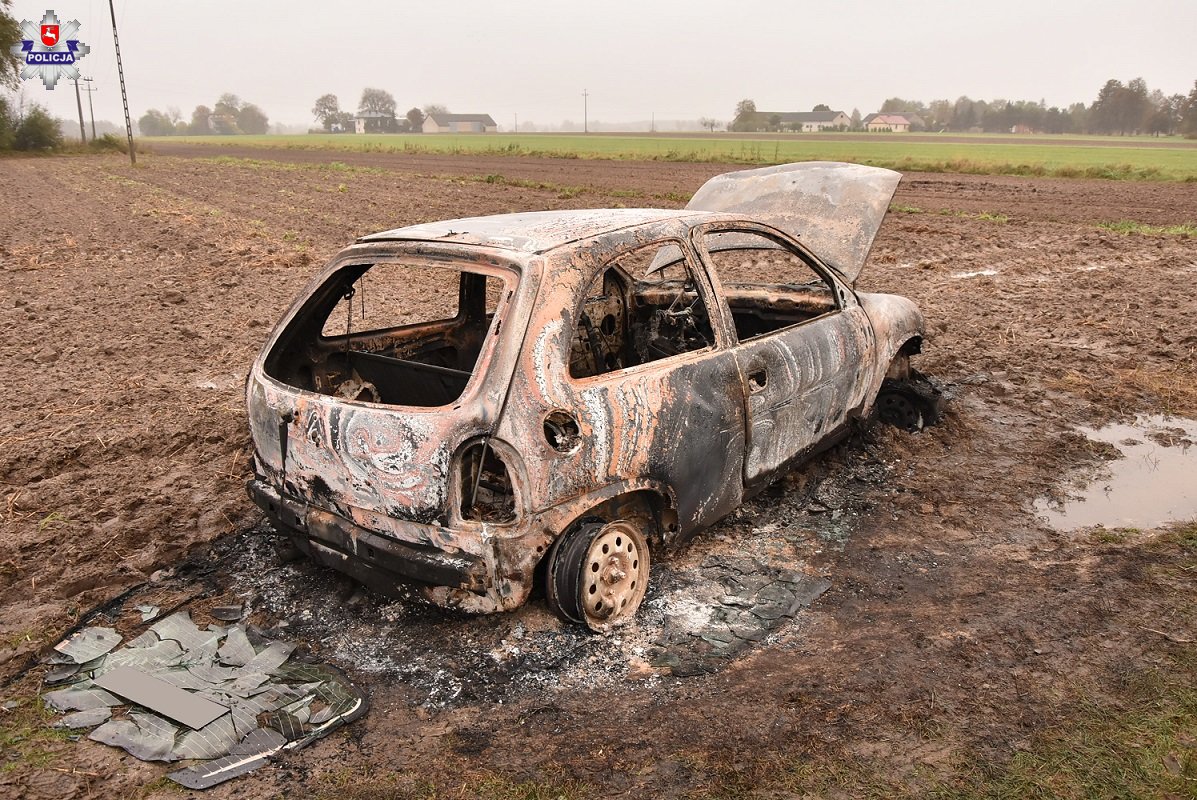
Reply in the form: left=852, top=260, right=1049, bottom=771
left=865, top=113, right=912, bottom=133
left=747, top=110, right=850, bottom=132
left=423, top=113, right=498, bottom=134
left=354, top=111, right=397, bottom=134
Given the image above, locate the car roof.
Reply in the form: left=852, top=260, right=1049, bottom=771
left=358, top=208, right=713, bottom=254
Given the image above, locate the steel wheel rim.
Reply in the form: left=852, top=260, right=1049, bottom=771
left=580, top=522, right=649, bottom=631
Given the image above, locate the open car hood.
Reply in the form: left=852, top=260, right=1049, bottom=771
left=686, top=161, right=902, bottom=285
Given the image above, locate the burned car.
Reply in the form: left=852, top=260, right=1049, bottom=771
left=246, top=161, right=938, bottom=631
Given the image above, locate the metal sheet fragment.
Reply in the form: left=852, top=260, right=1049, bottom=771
left=93, top=665, right=228, bottom=730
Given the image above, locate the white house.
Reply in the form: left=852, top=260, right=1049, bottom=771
left=354, top=110, right=397, bottom=134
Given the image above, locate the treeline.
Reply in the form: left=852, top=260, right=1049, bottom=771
left=0, top=96, right=125, bottom=152
left=732, top=77, right=1197, bottom=136
left=0, top=97, right=61, bottom=150
left=879, top=77, right=1196, bottom=135
left=139, top=93, right=269, bottom=136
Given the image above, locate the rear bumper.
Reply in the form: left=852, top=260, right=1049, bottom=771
left=246, top=479, right=488, bottom=595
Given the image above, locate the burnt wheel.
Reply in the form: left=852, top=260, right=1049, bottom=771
left=545, top=520, right=650, bottom=632
left=876, top=375, right=943, bottom=432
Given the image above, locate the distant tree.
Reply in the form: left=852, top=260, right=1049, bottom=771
left=358, top=88, right=396, bottom=117
left=729, top=98, right=757, bottom=131
left=697, top=116, right=719, bottom=132
left=850, top=108, right=862, bottom=130
left=236, top=103, right=269, bottom=134
left=188, top=105, right=211, bottom=134
left=879, top=97, right=926, bottom=115
left=952, top=96, right=977, bottom=131
left=331, top=111, right=354, bottom=132
left=1090, top=78, right=1151, bottom=135
left=1066, top=102, right=1088, bottom=134
left=927, top=99, right=953, bottom=130
left=214, top=94, right=241, bottom=115
left=211, top=93, right=242, bottom=134
left=422, top=103, right=449, bottom=118
left=137, top=108, right=176, bottom=136
left=405, top=106, right=425, bottom=130
left=1145, top=90, right=1180, bottom=136
left=812, top=103, right=831, bottom=112
left=312, top=93, right=342, bottom=130
left=767, top=113, right=781, bottom=130
left=0, top=96, right=16, bottom=149
left=0, top=0, right=21, bottom=90
left=1184, top=80, right=1197, bottom=137
left=14, top=103, right=62, bottom=150
left=1041, top=106, right=1065, bottom=134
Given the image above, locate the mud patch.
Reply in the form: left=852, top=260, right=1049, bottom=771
left=1036, top=415, right=1197, bottom=529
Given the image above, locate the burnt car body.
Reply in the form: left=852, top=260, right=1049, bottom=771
left=245, top=162, right=937, bottom=631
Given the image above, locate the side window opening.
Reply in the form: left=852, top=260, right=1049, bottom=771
left=568, top=241, right=716, bottom=379
left=701, top=230, right=839, bottom=342
left=265, top=261, right=508, bottom=407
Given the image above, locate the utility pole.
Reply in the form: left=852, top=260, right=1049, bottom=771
left=108, top=0, right=135, bottom=164
left=651, top=111, right=655, bottom=133
left=72, top=77, right=86, bottom=143
left=513, top=112, right=517, bottom=132
left=582, top=89, right=589, bottom=134
left=82, top=77, right=97, bottom=139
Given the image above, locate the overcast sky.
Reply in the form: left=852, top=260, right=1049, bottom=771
left=9, top=0, right=1197, bottom=130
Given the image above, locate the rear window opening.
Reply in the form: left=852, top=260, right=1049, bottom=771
left=264, top=261, right=510, bottom=407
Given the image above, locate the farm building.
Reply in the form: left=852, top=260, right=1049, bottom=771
left=423, top=113, right=498, bottom=133
left=354, top=111, right=398, bottom=133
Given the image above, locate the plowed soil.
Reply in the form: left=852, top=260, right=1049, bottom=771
left=1, top=150, right=1195, bottom=799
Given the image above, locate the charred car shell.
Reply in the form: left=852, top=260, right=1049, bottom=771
left=245, top=162, right=939, bottom=631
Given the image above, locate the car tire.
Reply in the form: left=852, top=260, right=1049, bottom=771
left=876, top=372, right=943, bottom=432
left=545, top=519, right=650, bottom=633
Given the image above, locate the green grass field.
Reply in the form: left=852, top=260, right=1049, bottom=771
left=147, top=132, right=1197, bottom=181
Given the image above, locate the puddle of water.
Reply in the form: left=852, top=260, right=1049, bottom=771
left=951, top=269, right=998, bottom=279
left=1037, top=415, right=1197, bottom=530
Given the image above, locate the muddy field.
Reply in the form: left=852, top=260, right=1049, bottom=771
left=1, top=150, right=1195, bottom=799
